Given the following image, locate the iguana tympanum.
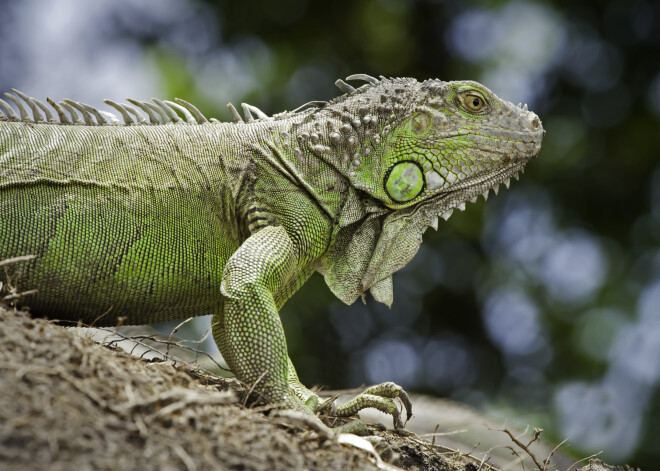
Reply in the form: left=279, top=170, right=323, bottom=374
left=0, top=74, right=543, bottom=430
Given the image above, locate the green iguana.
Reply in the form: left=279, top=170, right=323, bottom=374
left=0, top=74, right=543, bottom=429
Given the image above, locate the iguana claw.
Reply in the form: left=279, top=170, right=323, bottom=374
left=322, top=382, right=412, bottom=430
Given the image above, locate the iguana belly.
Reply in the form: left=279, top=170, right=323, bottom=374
left=0, top=184, right=235, bottom=325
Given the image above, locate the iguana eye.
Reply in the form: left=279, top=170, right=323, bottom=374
left=463, top=94, right=486, bottom=112
left=384, top=161, right=425, bottom=203
left=411, top=113, right=430, bottom=134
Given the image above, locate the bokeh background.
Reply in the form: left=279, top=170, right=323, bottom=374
left=1, top=0, right=659, bottom=467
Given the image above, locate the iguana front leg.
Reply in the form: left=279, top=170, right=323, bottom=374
left=215, top=225, right=308, bottom=410
left=214, top=224, right=411, bottom=428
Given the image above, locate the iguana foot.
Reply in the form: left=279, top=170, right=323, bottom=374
left=321, top=382, right=413, bottom=430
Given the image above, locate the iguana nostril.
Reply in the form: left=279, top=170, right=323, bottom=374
left=528, top=114, right=540, bottom=130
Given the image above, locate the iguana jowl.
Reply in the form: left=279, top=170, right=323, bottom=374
left=0, top=74, right=543, bottom=428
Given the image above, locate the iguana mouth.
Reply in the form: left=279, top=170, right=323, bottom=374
left=421, top=162, right=527, bottom=228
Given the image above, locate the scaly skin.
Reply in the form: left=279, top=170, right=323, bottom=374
left=0, top=75, right=543, bottom=428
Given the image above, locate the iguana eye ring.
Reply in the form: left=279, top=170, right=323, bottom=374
left=384, top=161, right=425, bottom=203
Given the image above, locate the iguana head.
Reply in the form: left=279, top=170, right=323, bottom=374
left=314, top=75, right=544, bottom=306
left=331, top=75, right=543, bottom=216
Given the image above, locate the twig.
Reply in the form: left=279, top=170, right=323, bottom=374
left=171, top=442, right=197, bottom=471
left=408, top=436, right=500, bottom=471
left=543, top=436, right=569, bottom=469
left=504, top=445, right=526, bottom=471
left=113, top=386, right=234, bottom=415
left=476, top=452, right=493, bottom=471
left=243, top=371, right=268, bottom=408
left=421, top=427, right=468, bottom=440
left=0, top=256, right=37, bottom=305
left=0, top=255, right=35, bottom=267
left=498, top=427, right=544, bottom=470
left=477, top=445, right=501, bottom=471
left=2, top=289, right=38, bottom=302
left=93, top=328, right=230, bottom=373
left=89, top=306, right=115, bottom=327
left=146, top=390, right=235, bottom=420
left=167, top=317, right=195, bottom=357
left=566, top=451, right=603, bottom=471
left=270, top=409, right=334, bottom=440
left=526, top=428, right=543, bottom=448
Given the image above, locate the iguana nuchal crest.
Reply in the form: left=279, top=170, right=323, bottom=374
left=0, top=74, right=543, bottom=430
